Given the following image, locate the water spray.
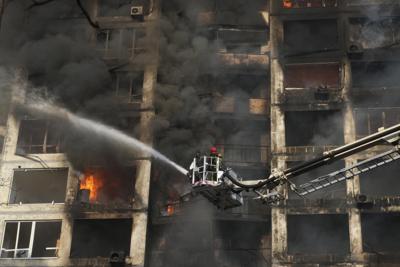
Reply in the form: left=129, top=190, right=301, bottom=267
left=21, top=101, right=188, bottom=176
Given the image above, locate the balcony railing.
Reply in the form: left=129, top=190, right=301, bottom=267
left=282, top=88, right=343, bottom=104
left=216, top=144, right=269, bottom=164
left=284, top=145, right=337, bottom=155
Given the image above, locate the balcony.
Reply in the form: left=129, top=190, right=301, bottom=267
left=281, top=88, right=343, bottom=105
left=283, top=145, right=337, bottom=155
left=282, top=0, right=338, bottom=8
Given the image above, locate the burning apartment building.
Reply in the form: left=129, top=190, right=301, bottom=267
left=0, top=0, right=399, bottom=266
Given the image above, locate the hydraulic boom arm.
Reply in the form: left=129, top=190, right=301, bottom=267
left=186, top=123, right=400, bottom=208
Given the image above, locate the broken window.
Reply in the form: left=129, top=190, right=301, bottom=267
left=70, top=219, right=132, bottom=258
left=17, top=119, right=63, bottom=154
left=96, top=28, right=146, bottom=59
left=287, top=161, right=346, bottom=199
left=110, top=72, right=144, bottom=102
left=351, top=61, right=400, bottom=89
left=282, top=0, right=338, bottom=8
left=287, top=214, right=349, bottom=254
left=284, top=63, right=340, bottom=89
left=354, top=108, right=400, bottom=138
left=349, top=17, right=400, bottom=50
left=284, top=19, right=338, bottom=55
left=1, top=221, right=61, bottom=258
left=76, top=167, right=135, bottom=205
left=285, top=110, right=344, bottom=146
left=359, top=161, right=400, bottom=197
left=361, top=213, right=400, bottom=252
left=9, top=169, right=68, bottom=204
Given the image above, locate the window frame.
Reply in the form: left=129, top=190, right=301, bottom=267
left=96, top=28, right=145, bottom=59
left=112, top=72, right=144, bottom=103
left=16, top=119, right=63, bottom=154
left=0, top=220, right=61, bottom=259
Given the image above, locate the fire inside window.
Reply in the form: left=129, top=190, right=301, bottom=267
left=96, top=28, right=145, bottom=59
left=111, top=72, right=144, bottom=103
left=17, top=119, right=63, bottom=154
left=283, top=0, right=338, bottom=8
left=0, top=221, right=61, bottom=259
left=76, top=167, right=135, bottom=205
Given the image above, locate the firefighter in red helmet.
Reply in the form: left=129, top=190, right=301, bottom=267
left=210, top=146, right=218, bottom=156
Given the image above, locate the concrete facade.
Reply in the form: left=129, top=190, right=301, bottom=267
left=0, top=0, right=400, bottom=267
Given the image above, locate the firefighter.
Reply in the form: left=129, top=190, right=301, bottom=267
left=210, top=146, right=218, bottom=156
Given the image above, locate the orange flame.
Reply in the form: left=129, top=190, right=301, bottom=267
left=166, top=204, right=175, bottom=216
left=283, top=0, right=293, bottom=8
left=80, top=175, right=103, bottom=201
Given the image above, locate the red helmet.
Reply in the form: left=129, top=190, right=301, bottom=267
left=210, top=146, right=217, bottom=154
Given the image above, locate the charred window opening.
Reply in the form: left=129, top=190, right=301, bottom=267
left=359, top=161, right=400, bottom=197
left=214, top=220, right=271, bottom=265
left=362, top=213, right=400, bottom=252
left=77, top=167, right=135, bottom=205
left=17, top=119, right=63, bottom=154
left=216, top=27, right=268, bottom=54
left=1, top=221, right=61, bottom=259
left=351, top=61, right=400, bottom=89
left=349, top=17, right=400, bottom=50
left=96, top=28, right=146, bottom=59
left=355, top=108, right=400, bottom=138
left=99, top=0, right=149, bottom=16
left=282, top=0, right=338, bottom=8
left=9, top=169, right=68, bottom=204
left=70, top=219, right=131, bottom=258
left=284, top=19, right=338, bottom=55
left=110, top=71, right=144, bottom=103
left=284, top=63, right=341, bottom=90
left=285, top=110, right=344, bottom=146
left=287, top=161, right=346, bottom=199
left=287, top=214, right=349, bottom=255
